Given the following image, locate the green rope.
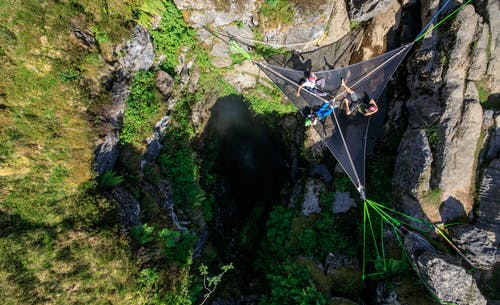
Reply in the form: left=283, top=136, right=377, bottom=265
left=362, top=202, right=367, bottom=279
left=380, top=217, right=386, bottom=272
left=367, top=199, right=434, bottom=232
left=229, top=41, right=253, bottom=60
left=414, top=0, right=473, bottom=42
left=366, top=204, right=382, bottom=261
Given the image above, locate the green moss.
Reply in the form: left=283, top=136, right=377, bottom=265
left=350, top=20, right=361, bottom=30
left=258, top=0, right=295, bottom=29
left=420, top=188, right=443, bottom=208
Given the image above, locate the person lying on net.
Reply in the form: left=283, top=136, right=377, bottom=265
left=296, top=72, right=328, bottom=97
left=341, top=78, right=378, bottom=116
left=305, top=99, right=340, bottom=126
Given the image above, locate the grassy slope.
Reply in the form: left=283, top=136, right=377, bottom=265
left=0, top=1, right=148, bottom=303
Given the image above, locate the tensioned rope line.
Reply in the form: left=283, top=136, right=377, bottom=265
left=256, top=44, right=413, bottom=196
left=331, top=106, right=364, bottom=191
left=415, top=0, right=453, bottom=41
left=414, top=0, right=473, bottom=42
left=207, top=26, right=327, bottom=48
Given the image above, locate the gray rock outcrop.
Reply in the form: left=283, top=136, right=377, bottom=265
left=404, top=232, right=487, bottom=305
left=347, top=0, right=395, bottom=22
left=108, top=186, right=142, bottom=229
left=396, top=5, right=485, bottom=223
left=301, top=178, right=324, bottom=216
left=117, top=26, right=155, bottom=72
left=142, top=115, right=170, bottom=166
left=486, top=0, right=500, bottom=94
left=452, top=158, right=500, bottom=269
left=487, top=115, right=500, bottom=159
left=94, top=26, right=155, bottom=175
left=332, top=192, right=357, bottom=214
left=437, top=6, right=482, bottom=216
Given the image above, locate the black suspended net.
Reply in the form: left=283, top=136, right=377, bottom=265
left=256, top=43, right=414, bottom=197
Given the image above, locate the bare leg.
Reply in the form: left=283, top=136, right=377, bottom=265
left=341, top=78, right=354, bottom=94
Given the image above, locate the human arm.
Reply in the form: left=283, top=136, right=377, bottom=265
left=344, top=99, right=352, bottom=115
left=341, top=78, right=354, bottom=94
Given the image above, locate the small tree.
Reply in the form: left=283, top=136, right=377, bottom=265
left=199, top=263, right=234, bottom=304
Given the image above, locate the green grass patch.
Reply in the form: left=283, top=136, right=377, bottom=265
left=420, top=188, right=443, bottom=208
left=258, top=0, right=295, bottom=29
left=475, top=80, right=499, bottom=110
left=0, top=1, right=148, bottom=303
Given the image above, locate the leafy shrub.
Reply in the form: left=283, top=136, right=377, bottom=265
left=98, top=169, right=124, bottom=188
left=137, top=0, right=167, bottom=28
left=260, top=262, right=330, bottom=305
left=121, top=70, right=161, bottom=146
left=131, top=223, right=155, bottom=245
left=150, top=0, right=196, bottom=73
left=159, top=227, right=181, bottom=249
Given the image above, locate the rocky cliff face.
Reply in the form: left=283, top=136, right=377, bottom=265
left=392, top=0, right=499, bottom=303
left=90, top=1, right=499, bottom=304
left=169, top=1, right=499, bottom=303
left=94, top=26, right=155, bottom=175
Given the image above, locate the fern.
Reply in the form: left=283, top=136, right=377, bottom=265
left=98, top=170, right=124, bottom=188
left=137, top=0, right=167, bottom=28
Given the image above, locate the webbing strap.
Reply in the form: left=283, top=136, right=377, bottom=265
left=415, top=0, right=453, bottom=40
left=414, top=0, right=473, bottom=42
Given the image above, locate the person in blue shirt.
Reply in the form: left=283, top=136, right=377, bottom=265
left=305, top=99, right=339, bottom=126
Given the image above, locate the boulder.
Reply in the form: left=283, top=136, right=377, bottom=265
left=468, top=21, right=490, bottom=81
left=477, top=158, right=500, bottom=236
left=118, top=26, right=154, bottom=72
left=224, top=60, right=260, bottom=92
left=301, top=178, right=324, bottom=216
left=332, top=192, right=357, bottom=214
left=155, top=70, right=174, bottom=97
left=347, top=0, right=395, bottom=22
left=404, top=232, right=487, bottom=305
left=416, top=253, right=486, bottom=305
left=487, top=115, right=500, bottom=160
left=393, top=128, right=433, bottom=199
left=108, top=186, right=142, bottom=229
left=452, top=225, right=497, bottom=269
